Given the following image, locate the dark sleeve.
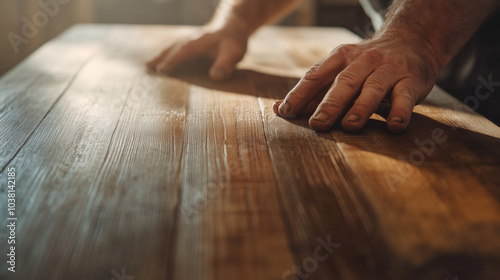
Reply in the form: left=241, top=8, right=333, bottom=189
left=359, top=0, right=392, bottom=30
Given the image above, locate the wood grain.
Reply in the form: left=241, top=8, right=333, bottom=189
left=0, top=24, right=500, bottom=280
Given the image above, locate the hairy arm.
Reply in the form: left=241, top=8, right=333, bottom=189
left=147, top=0, right=301, bottom=81
left=382, top=0, right=499, bottom=73
left=274, top=0, right=500, bottom=133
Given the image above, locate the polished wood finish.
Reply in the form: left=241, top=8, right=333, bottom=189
left=1, top=24, right=499, bottom=280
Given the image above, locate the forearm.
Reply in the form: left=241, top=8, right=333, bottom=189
left=376, top=0, right=500, bottom=71
left=209, top=0, right=303, bottom=37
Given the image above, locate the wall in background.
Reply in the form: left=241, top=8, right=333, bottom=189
left=94, top=0, right=214, bottom=25
left=0, top=0, right=366, bottom=76
left=0, top=0, right=94, bottom=76
left=316, top=0, right=371, bottom=34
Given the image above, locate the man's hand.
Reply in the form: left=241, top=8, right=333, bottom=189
left=273, top=0, right=499, bottom=133
left=147, top=0, right=301, bottom=81
left=273, top=34, right=438, bottom=133
left=147, top=24, right=248, bottom=81
left=148, top=0, right=498, bottom=133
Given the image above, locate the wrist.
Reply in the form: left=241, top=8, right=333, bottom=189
left=207, top=7, right=253, bottom=40
left=374, top=26, right=447, bottom=78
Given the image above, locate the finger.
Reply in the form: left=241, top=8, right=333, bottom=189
left=209, top=40, right=245, bottom=81
left=277, top=50, right=349, bottom=119
left=146, top=47, right=172, bottom=70
left=273, top=100, right=282, bottom=115
left=309, top=59, right=377, bottom=131
left=156, top=39, right=210, bottom=74
left=273, top=91, right=326, bottom=117
left=341, top=70, right=396, bottom=132
left=386, top=80, right=416, bottom=134
left=300, top=97, right=324, bottom=116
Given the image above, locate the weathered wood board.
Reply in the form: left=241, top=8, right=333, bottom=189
left=0, top=24, right=500, bottom=280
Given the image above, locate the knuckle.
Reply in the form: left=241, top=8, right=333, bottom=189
left=179, top=41, right=196, bottom=52
left=289, top=87, right=309, bottom=100
left=333, top=44, right=357, bottom=58
left=361, top=49, right=383, bottom=64
left=381, top=56, right=401, bottom=67
left=320, top=99, right=343, bottom=111
left=353, top=101, right=375, bottom=112
left=303, top=64, right=322, bottom=81
left=397, top=87, right=413, bottom=98
left=363, top=76, right=387, bottom=93
left=190, top=30, right=210, bottom=40
left=336, top=70, right=359, bottom=92
left=159, top=47, right=171, bottom=57
left=396, top=85, right=417, bottom=104
left=185, top=32, right=216, bottom=50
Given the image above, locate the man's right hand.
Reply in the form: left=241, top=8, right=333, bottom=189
left=147, top=24, right=248, bottom=81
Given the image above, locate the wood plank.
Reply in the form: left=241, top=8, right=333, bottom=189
left=258, top=83, right=390, bottom=280
left=170, top=72, right=295, bottom=280
left=0, top=24, right=499, bottom=280
left=0, top=25, right=185, bottom=279
left=0, top=25, right=108, bottom=169
left=250, top=27, right=500, bottom=279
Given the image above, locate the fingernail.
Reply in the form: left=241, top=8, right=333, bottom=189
left=278, top=101, right=296, bottom=119
left=313, top=111, right=329, bottom=122
left=390, top=116, right=404, bottom=123
left=279, top=100, right=292, bottom=114
left=346, top=113, right=360, bottom=122
left=273, top=100, right=282, bottom=115
left=210, top=68, right=227, bottom=81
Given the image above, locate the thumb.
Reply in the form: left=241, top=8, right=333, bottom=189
left=209, top=41, right=245, bottom=81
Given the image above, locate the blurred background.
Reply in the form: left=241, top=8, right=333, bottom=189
left=0, top=0, right=370, bottom=76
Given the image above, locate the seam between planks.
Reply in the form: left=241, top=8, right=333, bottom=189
left=165, top=82, right=190, bottom=280
left=256, top=96, right=302, bottom=266
left=93, top=84, right=134, bottom=179
left=0, top=52, right=99, bottom=173
left=0, top=75, right=43, bottom=115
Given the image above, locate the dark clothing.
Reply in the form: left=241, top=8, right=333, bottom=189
left=438, top=10, right=500, bottom=125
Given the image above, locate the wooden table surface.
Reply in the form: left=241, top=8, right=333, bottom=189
left=1, top=24, right=500, bottom=280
